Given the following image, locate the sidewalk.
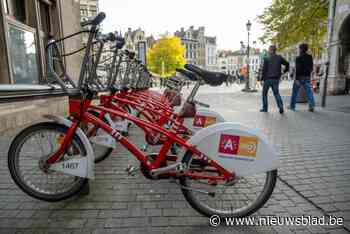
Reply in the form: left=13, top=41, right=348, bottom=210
left=0, top=83, right=349, bottom=233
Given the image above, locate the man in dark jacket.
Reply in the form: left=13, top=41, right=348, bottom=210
left=289, top=43, right=315, bottom=112
left=260, top=45, right=289, bottom=114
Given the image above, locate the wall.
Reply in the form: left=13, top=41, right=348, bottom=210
left=0, top=0, right=10, bottom=84
left=59, top=0, right=83, bottom=83
left=0, top=96, right=68, bottom=136
left=326, top=0, right=350, bottom=94
left=0, top=0, right=82, bottom=135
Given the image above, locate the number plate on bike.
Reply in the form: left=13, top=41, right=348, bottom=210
left=50, top=157, right=89, bottom=178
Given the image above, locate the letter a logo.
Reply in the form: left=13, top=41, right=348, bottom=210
left=218, top=134, right=239, bottom=155
left=193, top=115, right=205, bottom=127
left=224, top=139, right=233, bottom=151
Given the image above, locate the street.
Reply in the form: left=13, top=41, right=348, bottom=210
left=0, top=82, right=350, bottom=233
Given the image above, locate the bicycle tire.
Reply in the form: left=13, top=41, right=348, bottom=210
left=179, top=151, right=277, bottom=217
left=8, top=122, right=88, bottom=202
left=84, top=110, right=113, bottom=163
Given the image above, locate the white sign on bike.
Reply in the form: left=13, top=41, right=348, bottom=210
left=51, top=157, right=89, bottom=178
left=105, top=113, right=128, bottom=133
left=113, top=119, right=128, bottom=132
left=188, top=122, right=279, bottom=176
left=190, top=108, right=225, bottom=132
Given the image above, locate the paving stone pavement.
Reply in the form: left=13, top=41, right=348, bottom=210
left=0, top=82, right=350, bottom=234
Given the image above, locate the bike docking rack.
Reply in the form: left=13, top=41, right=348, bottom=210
left=5, top=12, right=280, bottom=219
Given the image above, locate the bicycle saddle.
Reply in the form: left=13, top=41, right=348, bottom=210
left=184, top=64, right=227, bottom=86
left=176, top=68, right=197, bottom=81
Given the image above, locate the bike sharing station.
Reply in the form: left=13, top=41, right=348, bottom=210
left=2, top=12, right=279, bottom=218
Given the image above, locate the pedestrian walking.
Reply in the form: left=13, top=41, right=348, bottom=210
left=289, top=43, right=315, bottom=112
left=260, top=45, right=289, bottom=114
left=289, top=67, right=295, bottom=81
left=254, top=71, right=262, bottom=90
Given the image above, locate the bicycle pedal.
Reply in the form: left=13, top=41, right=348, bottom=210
left=125, top=165, right=139, bottom=176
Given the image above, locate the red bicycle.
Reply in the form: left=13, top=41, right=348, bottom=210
left=7, top=13, right=278, bottom=218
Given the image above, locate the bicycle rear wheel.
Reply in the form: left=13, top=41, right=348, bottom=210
left=179, top=151, right=277, bottom=217
left=83, top=110, right=113, bottom=163
left=8, top=122, right=88, bottom=202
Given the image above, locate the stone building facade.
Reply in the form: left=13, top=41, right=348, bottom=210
left=80, top=0, right=99, bottom=44
left=124, top=28, right=155, bottom=53
left=218, top=49, right=261, bottom=76
left=0, top=0, right=83, bottom=134
left=124, top=28, right=147, bottom=52
left=80, top=0, right=99, bottom=21
left=205, top=36, right=218, bottom=71
left=174, top=26, right=217, bottom=69
left=327, top=0, right=350, bottom=94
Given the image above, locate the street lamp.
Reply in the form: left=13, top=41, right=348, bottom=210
left=242, top=20, right=257, bottom=92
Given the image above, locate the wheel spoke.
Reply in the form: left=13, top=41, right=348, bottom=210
left=9, top=125, right=86, bottom=199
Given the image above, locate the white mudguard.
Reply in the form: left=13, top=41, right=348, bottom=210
left=43, top=115, right=95, bottom=179
left=190, top=108, right=226, bottom=132
left=188, top=122, right=279, bottom=176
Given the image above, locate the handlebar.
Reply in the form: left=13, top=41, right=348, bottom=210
left=110, top=36, right=125, bottom=50
left=193, top=100, right=210, bottom=108
left=81, top=12, right=106, bottom=27
left=176, top=68, right=197, bottom=81
left=96, top=32, right=116, bottom=43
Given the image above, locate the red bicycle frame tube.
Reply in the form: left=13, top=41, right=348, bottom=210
left=46, top=121, right=79, bottom=164
left=100, top=94, right=191, bottom=136
left=54, top=98, right=234, bottom=181
left=88, top=105, right=233, bottom=179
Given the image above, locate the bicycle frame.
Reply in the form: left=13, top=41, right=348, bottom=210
left=101, top=93, right=190, bottom=135
left=49, top=96, right=234, bottom=181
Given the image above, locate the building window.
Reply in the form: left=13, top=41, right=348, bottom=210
left=8, top=23, right=39, bottom=84
left=39, top=1, right=51, bottom=35
left=6, top=0, right=26, bottom=24
left=0, top=0, right=64, bottom=85
left=90, top=10, right=97, bottom=16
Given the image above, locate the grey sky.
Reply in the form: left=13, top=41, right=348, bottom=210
left=100, top=0, right=272, bottom=50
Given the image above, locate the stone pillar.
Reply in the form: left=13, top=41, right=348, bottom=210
left=323, top=0, right=350, bottom=95
left=0, top=0, right=10, bottom=84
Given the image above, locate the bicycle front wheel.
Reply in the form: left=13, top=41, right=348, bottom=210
left=8, top=122, right=88, bottom=202
left=179, top=151, right=277, bottom=217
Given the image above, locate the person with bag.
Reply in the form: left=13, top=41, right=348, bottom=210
left=260, top=45, right=289, bottom=114
left=289, top=43, right=315, bottom=112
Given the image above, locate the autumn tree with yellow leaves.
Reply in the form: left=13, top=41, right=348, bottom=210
left=147, top=37, right=186, bottom=77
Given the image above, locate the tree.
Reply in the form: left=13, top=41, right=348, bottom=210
left=258, top=0, right=328, bottom=56
left=147, top=36, right=186, bottom=77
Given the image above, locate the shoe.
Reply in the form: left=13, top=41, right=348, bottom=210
left=288, top=107, right=295, bottom=111
left=260, top=109, right=267, bottom=112
left=279, top=108, right=284, bottom=114
left=309, top=107, right=314, bottom=112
